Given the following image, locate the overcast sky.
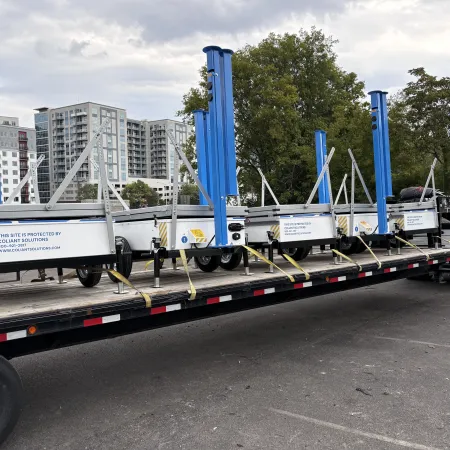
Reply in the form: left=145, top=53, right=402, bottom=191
left=1, top=0, right=448, bottom=128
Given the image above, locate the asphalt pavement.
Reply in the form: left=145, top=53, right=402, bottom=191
left=3, top=277, right=450, bottom=449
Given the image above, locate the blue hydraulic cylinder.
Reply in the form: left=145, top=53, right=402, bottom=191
left=314, top=130, right=330, bottom=204
left=369, top=91, right=389, bottom=234
left=220, top=49, right=238, bottom=196
left=379, top=91, right=393, bottom=197
left=203, top=45, right=228, bottom=246
left=193, top=109, right=209, bottom=206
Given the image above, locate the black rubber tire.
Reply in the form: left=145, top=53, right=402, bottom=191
left=76, top=265, right=103, bottom=287
left=0, top=356, right=24, bottom=446
left=355, top=241, right=371, bottom=253
left=195, top=255, right=221, bottom=272
left=107, top=237, right=133, bottom=283
left=284, top=247, right=311, bottom=261
left=220, top=252, right=243, bottom=270
left=340, top=241, right=362, bottom=255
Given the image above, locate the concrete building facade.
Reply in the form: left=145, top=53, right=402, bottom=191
left=0, top=117, right=37, bottom=204
left=34, top=103, right=128, bottom=202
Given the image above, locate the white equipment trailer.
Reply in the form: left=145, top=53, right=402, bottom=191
left=245, top=148, right=337, bottom=263
left=0, top=118, right=117, bottom=287
left=106, top=131, right=246, bottom=287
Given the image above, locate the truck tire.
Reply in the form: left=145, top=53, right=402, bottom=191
left=220, top=252, right=243, bottom=270
left=76, top=265, right=103, bottom=287
left=195, top=255, right=221, bottom=272
left=284, top=247, right=311, bottom=261
left=0, top=356, right=24, bottom=446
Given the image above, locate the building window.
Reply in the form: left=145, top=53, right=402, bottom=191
left=12, top=161, right=17, bottom=166
left=3, top=179, right=8, bottom=184
left=2, top=151, right=6, bottom=156
left=13, top=179, right=18, bottom=184
left=12, top=152, right=17, bottom=158
left=3, top=188, right=8, bottom=193
left=2, top=170, right=7, bottom=175
left=12, top=170, right=18, bottom=176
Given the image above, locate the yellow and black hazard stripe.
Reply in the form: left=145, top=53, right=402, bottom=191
left=159, top=222, right=168, bottom=247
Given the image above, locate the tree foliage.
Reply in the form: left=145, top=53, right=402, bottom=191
left=121, top=180, right=159, bottom=208
left=77, top=183, right=98, bottom=201
left=179, top=183, right=200, bottom=205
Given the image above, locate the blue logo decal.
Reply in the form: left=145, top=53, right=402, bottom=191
left=181, top=235, right=188, bottom=244
left=355, top=226, right=359, bottom=232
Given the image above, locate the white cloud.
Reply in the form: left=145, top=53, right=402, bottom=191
left=0, top=0, right=448, bottom=127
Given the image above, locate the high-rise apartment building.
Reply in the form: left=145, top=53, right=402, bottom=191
left=0, top=116, right=37, bottom=204
left=34, top=103, right=128, bottom=202
left=145, top=120, right=191, bottom=181
left=127, top=119, right=147, bottom=178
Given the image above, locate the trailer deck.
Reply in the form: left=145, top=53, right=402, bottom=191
left=0, top=247, right=448, bottom=359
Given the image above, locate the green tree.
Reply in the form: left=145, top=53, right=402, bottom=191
left=178, top=28, right=368, bottom=204
left=179, top=183, right=200, bottom=205
left=391, top=68, right=450, bottom=191
left=77, top=183, right=98, bottom=201
left=121, top=180, right=160, bottom=208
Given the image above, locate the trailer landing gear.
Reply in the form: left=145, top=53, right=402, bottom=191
left=0, top=356, right=24, bottom=446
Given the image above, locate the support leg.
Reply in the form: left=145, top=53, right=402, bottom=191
left=154, top=249, right=161, bottom=288
left=336, top=239, right=343, bottom=263
left=396, top=235, right=401, bottom=255
left=57, top=267, right=66, bottom=284
left=385, top=236, right=392, bottom=256
left=114, top=239, right=127, bottom=294
left=267, top=243, right=274, bottom=273
left=320, top=245, right=326, bottom=254
left=427, top=233, right=434, bottom=249
left=242, top=248, right=252, bottom=276
left=172, top=257, right=178, bottom=270
left=330, top=244, right=338, bottom=265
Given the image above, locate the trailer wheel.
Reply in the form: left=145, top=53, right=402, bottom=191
left=284, top=247, right=311, bottom=261
left=355, top=241, right=371, bottom=253
left=76, top=265, right=103, bottom=287
left=107, top=237, right=133, bottom=283
left=340, top=241, right=360, bottom=255
left=195, top=255, right=221, bottom=272
left=220, top=252, right=243, bottom=270
left=0, top=356, right=24, bottom=446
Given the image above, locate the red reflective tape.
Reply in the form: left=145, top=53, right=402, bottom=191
left=384, top=267, right=396, bottom=273
left=254, top=289, right=265, bottom=297
left=329, top=277, right=339, bottom=283
left=0, top=334, right=6, bottom=343
left=207, top=297, right=220, bottom=305
left=358, top=273, right=366, bottom=278
left=447, top=257, right=450, bottom=262
left=150, top=306, right=167, bottom=315
left=84, top=317, right=103, bottom=327
left=408, top=263, right=419, bottom=269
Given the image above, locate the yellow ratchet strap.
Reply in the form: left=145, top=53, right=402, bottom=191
left=179, top=250, right=196, bottom=300
left=243, top=246, right=295, bottom=282
left=356, top=236, right=381, bottom=269
left=144, top=259, right=154, bottom=270
left=332, top=249, right=362, bottom=272
left=281, top=252, right=310, bottom=281
left=394, top=235, right=430, bottom=261
left=107, top=269, right=152, bottom=308
left=435, top=236, right=450, bottom=245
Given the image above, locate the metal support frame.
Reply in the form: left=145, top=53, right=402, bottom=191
left=166, top=130, right=213, bottom=209
left=5, top=154, right=45, bottom=205
left=306, top=148, right=336, bottom=207
left=420, top=158, right=438, bottom=205
left=90, top=158, right=129, bottom=211
left=334, top=174, right=348, bottom=205
left=348, top=149, right=373, bottom=205
left=257, top=168, right=280, bottom=206
left=236, top=167, right=241, bottom=206
left=170, top=139, right=180, bottom=250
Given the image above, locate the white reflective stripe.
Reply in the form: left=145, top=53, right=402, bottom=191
left=265, top=288, right=276, bottom=294
left=303, top=282, right=313, bottom=288
left=390, top=267, right=397, bottom=272
left=102, top=314, right=121, bottom=324
left=219, top=295, right=232, bottom=302
left=7, top=330, right=27, bottom=340
left=166, top=304, right=182, bottom=312
left=365, top=271, right=373, bottom=277
left=338, top=276, right=346, bottom=282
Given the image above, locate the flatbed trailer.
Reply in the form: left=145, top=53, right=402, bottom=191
left=0, top=245, right=449, bottom=445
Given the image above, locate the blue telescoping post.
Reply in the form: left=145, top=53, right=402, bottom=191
left=314, top=130, right=330, bottom=204
left=220, top=49, right=238, bottom=196
left=193, top=110, right=209, bottom=206
left=203, top=46, right=228, bottom=246
left=369, top=91, right=389, bottom=234
left=379, top=91, right=393, bottom=197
